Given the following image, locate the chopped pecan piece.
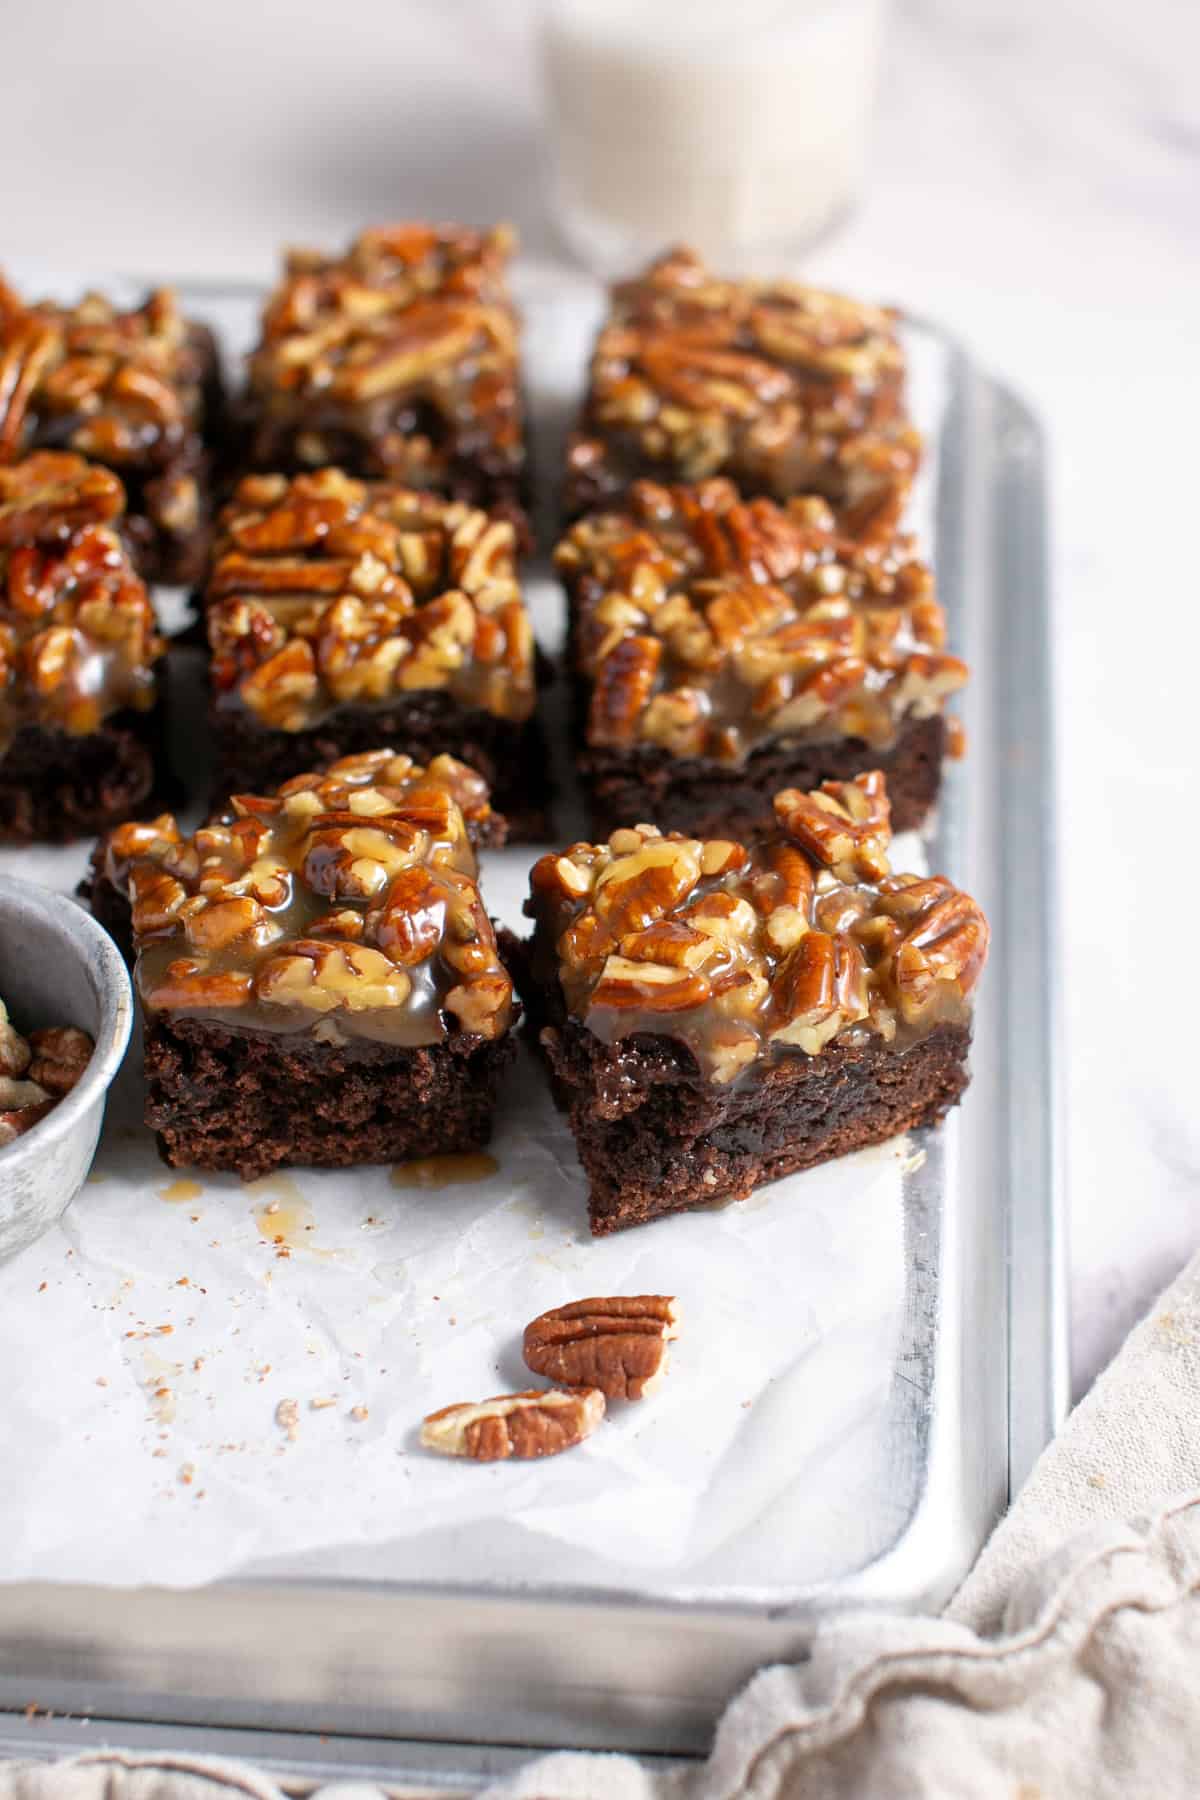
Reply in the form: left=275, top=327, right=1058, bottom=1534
left=0, top=1000, right=31, bottom=1078
left=421, top=1388, right=605, bottom=1461
left=523, top=1296, right=680, bottom=1400
left=774, top=772, right=892, bottom=883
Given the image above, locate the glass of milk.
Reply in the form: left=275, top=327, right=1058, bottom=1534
left=541, top=0, right=887, bottom=272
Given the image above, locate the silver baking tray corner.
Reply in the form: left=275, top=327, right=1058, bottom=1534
left=0, top=279, right=1064, bottom=1780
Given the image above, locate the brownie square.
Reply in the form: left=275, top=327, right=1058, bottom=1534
left=118, top=751, right=517, bottom=1179
left=239, top=223, right=528, bottom=527
left=563, top=246, right=922, bottom=533
left=521, top=772, right=988, bottom=1234
left=204, top=469, right=548, bottom=837
left=0, top=277, right=221, bottom=584
left=0, top=453, right=166, bottom=842
left=555, top=478, right=965, bottom=838
left=86, top=746, right=506, bottom=964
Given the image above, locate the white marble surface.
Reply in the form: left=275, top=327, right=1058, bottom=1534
left=2, top=0, right=1198, bottom=1399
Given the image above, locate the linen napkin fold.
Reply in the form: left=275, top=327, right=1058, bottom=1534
left=7, top=1250, right=1200, bottom=1800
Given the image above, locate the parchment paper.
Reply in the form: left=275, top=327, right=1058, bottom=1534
left=0, top=274, right=947, bottom=1600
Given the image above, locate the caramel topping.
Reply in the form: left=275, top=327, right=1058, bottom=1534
left=245, top=223, right=524, bottom=492
left=556, top=478, right=966, bottom=764
left=206, top=469, right=535, bottom=730
left=0, top=453, right=163, bottom=755
left=0, top=278, right=207, bottom=469
left=528, top=772, right=988, bottom=1083
left=112, top=749, right=512, bottom=1046
left=567, top=246, right=921, bottom=527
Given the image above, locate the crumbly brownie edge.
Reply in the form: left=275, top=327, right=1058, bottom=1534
left=0, top=709, right=165, bottom=844
left=209, top=694, right=552, bottom=841
left=540, top=1015, right=971, bottom=1236
left=577, top=713, right=946, bottom=840
left=143, top=1013, right=517, bottom=1182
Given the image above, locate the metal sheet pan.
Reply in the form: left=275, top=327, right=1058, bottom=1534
left=0, top=274, right=1064, bottom=1770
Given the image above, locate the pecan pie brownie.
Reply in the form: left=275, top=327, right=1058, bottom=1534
left=556, top=478, right=965, bottom=838
left=0, top=453, right=166, bottom=841
left=240, top=222, right=528, bottom=526
left=0, top=278, right=221, bottom=584
left=204, top=469, right=548, bottom=836
left=563, top=246, right=921, bottom=532
left=520, top=772, right=988, bottom=1235
left=109, top=750, right=516, bottom=1179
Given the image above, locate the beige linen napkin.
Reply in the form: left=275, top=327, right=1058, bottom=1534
left=8, top=1251, right=1200, bottom=1800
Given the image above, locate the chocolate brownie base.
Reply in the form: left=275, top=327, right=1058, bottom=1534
left=539, top=1015, right=970, bottom=1235
left=577, top=713, right=945, bottom=841
left=144, top=1014, right=517, bottom=1182
left=210, top=694, right=551, bottom=841
left=0, top=711, right=161, bottom=844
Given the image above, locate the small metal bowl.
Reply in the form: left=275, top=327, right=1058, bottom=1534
left=0, top=874, right=133, bottom=1260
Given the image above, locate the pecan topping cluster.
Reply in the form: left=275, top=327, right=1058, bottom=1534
left=0, top=276, right=210, bottom=474
left=0, top=453, right=163, bottom=754
left=0, top=996, right=93, bottom=1149
left=529, top=772, right=988, bottom=1083
left=206, top=470, right=535, bottom=731
left=244, top=223, right=524, bottom=496
left=113, top=750, right=514, bottom=1043
left=557, top=479, right=965, bottom=763
left=566, top=246, right=921, bottom=525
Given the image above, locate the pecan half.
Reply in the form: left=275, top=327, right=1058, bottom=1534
left=26, top=1026, right=93, bottom=1097
left=420, top=1388, right=605, bottom=1461
left=523, top=1296, right=680, bottom=1401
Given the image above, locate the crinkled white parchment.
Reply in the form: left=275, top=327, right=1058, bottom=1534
left=0, top=278, right=947, bottom=1600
